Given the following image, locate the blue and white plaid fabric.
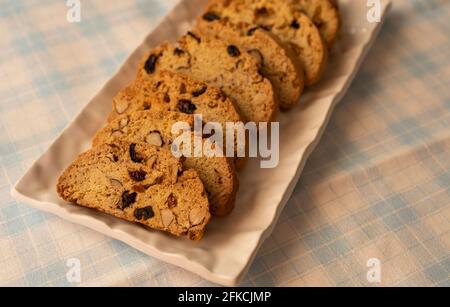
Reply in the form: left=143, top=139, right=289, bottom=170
left=0, top=0, right=449, bottom=286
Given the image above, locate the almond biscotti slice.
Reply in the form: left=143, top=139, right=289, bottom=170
left=57, top=141, right=211, bottom=240
left=110, top=70, right=242, bottom=127
left=94, top=111, right=239, bottom=217
left=290, top=0, right=341, bottom=47
left=204, top=0, right=328, bottom=86
left=136, top=32, right=277, bottom=123
left=110, top=70, right=246, bottom=170
left=195, top=18, right=304, bottom=110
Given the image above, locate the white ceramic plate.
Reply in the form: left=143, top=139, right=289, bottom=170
left=11, top=0, right=392, bottom=286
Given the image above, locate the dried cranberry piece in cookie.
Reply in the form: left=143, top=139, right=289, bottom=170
left=177, top=100, right=197, bottom=114
left=166, top=193, right=178, bottom=209
left=144, top=54, right=159, bottom=74
left=227, top=45, right=241, bottom=57
left=129, top=143, right=144, bottom=163
left=192, top=86, right=207, bottom=97
left=129, top=170, right=147, bottom=182
left=121, top=191, right=137, bottom=209
left=134, top=206, right=154, bottom=221
left=202, top=12, right=221, bottom=22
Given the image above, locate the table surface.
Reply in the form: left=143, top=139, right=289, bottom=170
left=0, top=0, right=449, bottom=287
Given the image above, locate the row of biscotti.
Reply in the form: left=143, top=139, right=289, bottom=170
left=197, top=0, right=341, bottom=88
left=57, top=0, right=341, bottom=241
left=116, top=0, right=341, bottom=123
left=57, top=107, right=240, bottom=241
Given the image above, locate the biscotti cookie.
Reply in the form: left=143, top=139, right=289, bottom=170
left=203, top=0, right=327, bottom=86
left=136, top=32, right=277, bottom=123
left=110, top=70, right=246, bottom=170
left=109, top=70, right=241, bottom=124
left=57, top=141, right=211, bottom=240
left=195, top=19, right=304, bottom=110
left=290, top=0, right=341, bottom=47
left=94, top=111, right=239, bottom=217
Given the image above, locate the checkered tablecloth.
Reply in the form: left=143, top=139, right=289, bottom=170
left=0, top=0, right=449, bottom=287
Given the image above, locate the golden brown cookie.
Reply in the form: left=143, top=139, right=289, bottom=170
left=196, top=18, right=304, bottom=109
left=110, top=70, right=247, bottom=171
left=57, top=141, right=211, bottom=240
left=136, top=32, right=277, bottom=123
left=93, top=111, right=239, bottom=217
left=204, top=0, right=328, bottom=86
left=290, top=0, right=341, bottom=47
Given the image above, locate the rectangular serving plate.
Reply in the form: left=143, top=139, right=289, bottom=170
left=11, top=0, right=392, bottom=286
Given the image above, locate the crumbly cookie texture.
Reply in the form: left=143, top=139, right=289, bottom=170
left=57, top=141, right=211, bottom=240
left=93, top=110, right=239, bottom=217
left=204, top=0, right=328, bottom=86
left=109, top=70, right=246, bottom=170
left=136, top=32, right=277, bottom=123
left=289, top=0, right=341, bottom=47
left=109, top=70, right=241, bottom=124
left=195, top=18, right=304, bottom=110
